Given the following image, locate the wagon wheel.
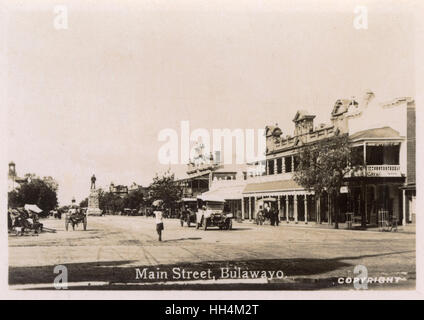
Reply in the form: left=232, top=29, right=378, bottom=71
left=65, top=218, right=69, bottom=231
left=83, top=216, right=87, bottom=231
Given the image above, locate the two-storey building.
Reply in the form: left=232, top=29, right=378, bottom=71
left=177, top=148, right=247, bottom=218
left=241, top=91, right=415, bottom=226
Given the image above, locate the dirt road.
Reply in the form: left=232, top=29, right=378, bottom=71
left=9, top=216, right=415, bottom=290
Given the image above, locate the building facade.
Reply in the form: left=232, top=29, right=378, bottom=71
left=241, top=92, right=415, bottom=226
left=178, top=147, right=247, bottom=218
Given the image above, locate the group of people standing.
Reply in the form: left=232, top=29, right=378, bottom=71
left=257, top=204, right=280, bottom=226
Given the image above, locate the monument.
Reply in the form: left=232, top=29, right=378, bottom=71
left=86, top=174, right=103, bottom=216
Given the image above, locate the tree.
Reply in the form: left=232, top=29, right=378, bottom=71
left=99, top=190, right=124, bottom=214
left=8, top=177, right=58, bottom=216
left=79, top=197, right=88, bottom=208
left=149, top=170, right=181, bottom=210
left=8, top=190, right=21, bottom=208
left=293, top=134, right=362, bottom=229
left=123, top=187, right=145, bottom=210
left=43, top=176, right=59, bottom=192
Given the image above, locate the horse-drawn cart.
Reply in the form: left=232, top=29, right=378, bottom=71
left=65, top=207, right=87, bottom=231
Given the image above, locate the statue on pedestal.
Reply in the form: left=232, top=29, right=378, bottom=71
left=91, top=174, right=96, bottom=190
left=87, top=174, right=102, bottom=216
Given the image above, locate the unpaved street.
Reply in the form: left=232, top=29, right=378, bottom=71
left=9, top=216, right=415, bottom=290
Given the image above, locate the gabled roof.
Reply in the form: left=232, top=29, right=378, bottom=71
left=293, top=110, right=315, bottom=122
left=349, top=126, right=401, bottom=140
left=331, top=99, right=358, bottom=117
left=265, top=125, right=282, bottom=137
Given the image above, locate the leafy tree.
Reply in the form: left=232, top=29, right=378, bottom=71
left=8, top=190, right=21, bottom=208
left=79, top=197, right=88, bottom=208
left=43, top=176, right=59, bottom=192
left=293, top=134, right=362, bottom=229
left=99, top=190, right=124, bottom=214
left=149, top=170, right=181, bottom=210
left=8, top=177, right=58, bottom=216
left=123, top=187, right=145, bottom=210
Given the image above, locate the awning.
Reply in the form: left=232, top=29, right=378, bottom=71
left=200, top=184, right=245, bottom=201
left=24, top=204, right=43, bottom=213
left=243, top=179, right=303, bottom=195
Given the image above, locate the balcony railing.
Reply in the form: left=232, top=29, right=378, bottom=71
left=366, top=165, right=401, bottom=177
left=246, top=172, right=294, bottom=183
left=248, top=165, right=402, bottom=180
left=347, top=165, right=402, bottom=178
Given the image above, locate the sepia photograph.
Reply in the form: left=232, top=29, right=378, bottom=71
left=2, top=0, right=422, bottom=298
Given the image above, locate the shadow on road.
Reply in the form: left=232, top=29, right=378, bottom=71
left=9, top=250, right=414, bottom=288
left=163, top=237, right=202, bottom=242
left=199, top=227, right=253, bottom=231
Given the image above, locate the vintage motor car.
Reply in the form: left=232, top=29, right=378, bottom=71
left=178, top=197, right=197, bottom=227
left=65, top=206, right=87, bottom=231
left=195, top=195, right=233, bottom=230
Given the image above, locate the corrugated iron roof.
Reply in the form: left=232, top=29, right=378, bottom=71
left=349, top=126, right=401, bottom=140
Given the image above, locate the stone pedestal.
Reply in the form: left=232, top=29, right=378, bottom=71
left=87, top=188, right=102, bottom=216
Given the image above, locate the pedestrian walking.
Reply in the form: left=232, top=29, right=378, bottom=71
left=152, top=200, right=164, bottom=241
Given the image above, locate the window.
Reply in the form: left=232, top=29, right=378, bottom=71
left=267, top=160, right=275, bottom=175
left=276, top=158, right=283, bottom=174
left=285, top=156, right=292, bottom=173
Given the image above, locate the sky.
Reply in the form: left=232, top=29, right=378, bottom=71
left=3, top=0, right=416, bottom=205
